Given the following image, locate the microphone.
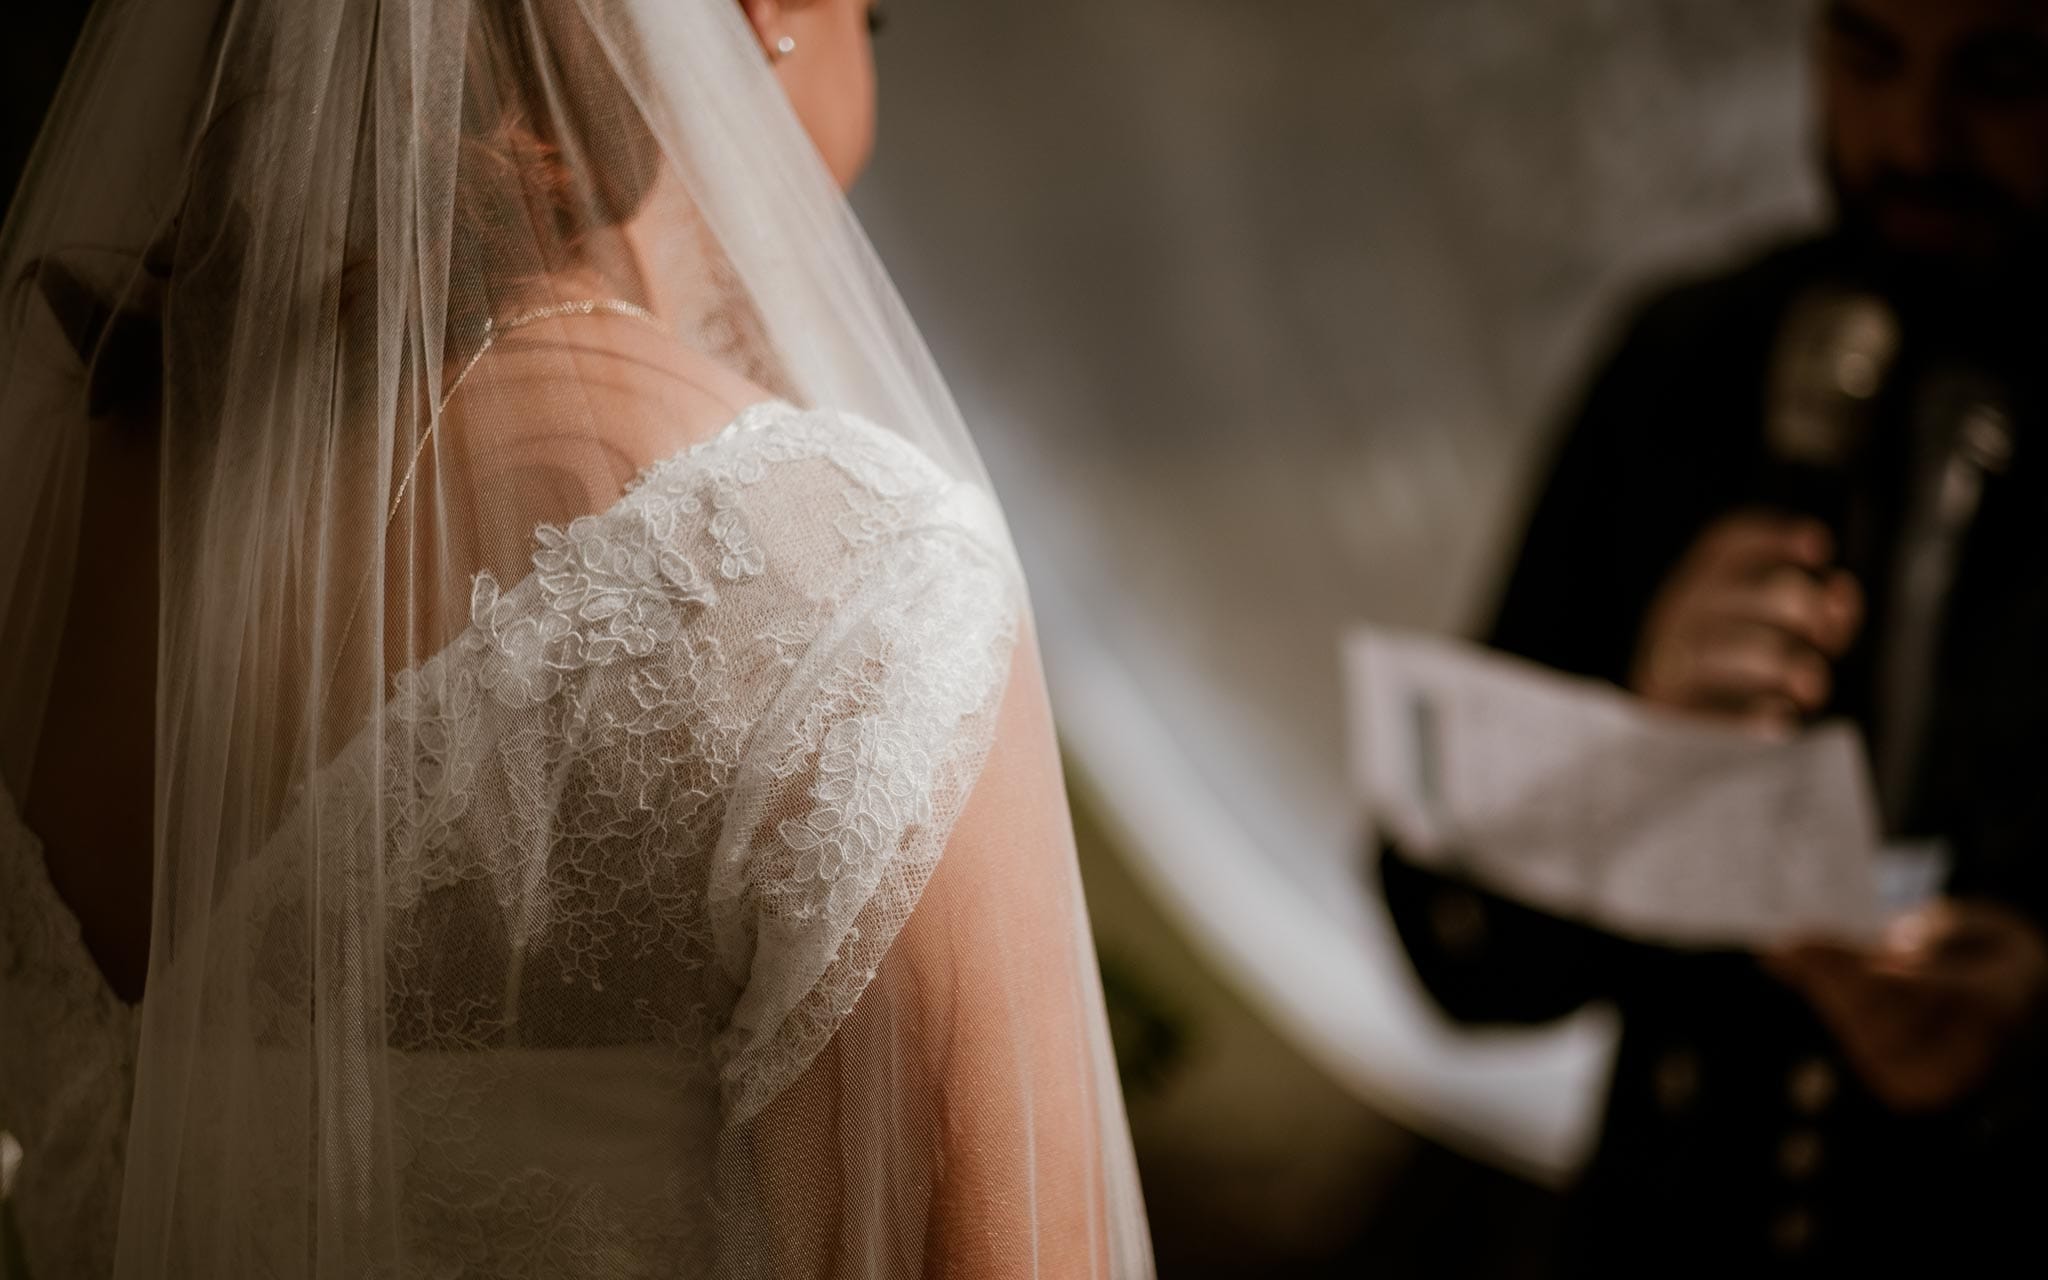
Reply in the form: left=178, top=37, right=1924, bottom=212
left=1761, top=286, right=2013, bottom=829
left=1759, top=285, right=1902, bottom=531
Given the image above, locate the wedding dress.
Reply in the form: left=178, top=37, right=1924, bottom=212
left=0, top=1, right=1151, bottom=1276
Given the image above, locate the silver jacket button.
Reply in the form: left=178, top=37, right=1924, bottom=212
left=1653, top=1048, right=1701, bottom=1113
left=1787, top=1057, right=1838, bottom=1116
left=1777, top=1129, right=1823, bottom=1182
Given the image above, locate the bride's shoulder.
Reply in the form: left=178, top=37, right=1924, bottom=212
left=447, top=317, right=974, bottom=522
left=453, top=400, right=1016, bottom=713
left=617, top=401, right=1012, bottom=573
left=643, top=401, right=950, bottom=498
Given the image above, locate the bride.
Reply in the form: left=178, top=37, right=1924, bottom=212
left=0, top=0, right=1151, bottom=1275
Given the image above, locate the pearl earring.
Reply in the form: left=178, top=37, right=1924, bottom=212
left=772, top=35, right=797, bottom=61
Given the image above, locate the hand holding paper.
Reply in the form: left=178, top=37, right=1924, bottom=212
left=1346, top=627, right=1901, bottom=949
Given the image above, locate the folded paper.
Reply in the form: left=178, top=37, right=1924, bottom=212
left=1345, top=627, right=1892, bottom=949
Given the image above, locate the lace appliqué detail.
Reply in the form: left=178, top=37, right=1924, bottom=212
left=301, top=403, right=1014, bottom=1274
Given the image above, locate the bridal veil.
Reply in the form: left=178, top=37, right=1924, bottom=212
left=0, top=0, right=1151, bottom=1274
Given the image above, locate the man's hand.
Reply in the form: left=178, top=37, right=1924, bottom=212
left=1632, top=513, right=1863, bottom=734
left=1766, top=900, right=2048, bottom=1113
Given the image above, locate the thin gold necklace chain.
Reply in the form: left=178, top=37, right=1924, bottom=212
left=386, top=297, right=667, bottom=527
left=322, top=297, right=667, bottom=723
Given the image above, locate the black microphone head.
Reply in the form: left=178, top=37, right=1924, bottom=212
left=1766, top=285, right=1901, bottom=468
left=1761, top=285, right=1901, bottom=522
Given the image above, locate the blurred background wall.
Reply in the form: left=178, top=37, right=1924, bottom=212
left=852, top=1, right=1825, bottom=1274
left=0, top=2, right=1829, bottom=1275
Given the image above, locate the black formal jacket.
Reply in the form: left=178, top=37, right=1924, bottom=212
left=1381, top=235, right=2048, bottom=1276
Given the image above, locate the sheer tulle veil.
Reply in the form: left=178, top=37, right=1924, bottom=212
left=0, top=0, right=1151, bottom=1274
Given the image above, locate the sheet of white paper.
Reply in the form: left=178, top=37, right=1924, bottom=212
left=1344, top=627, right=1888, bottom=949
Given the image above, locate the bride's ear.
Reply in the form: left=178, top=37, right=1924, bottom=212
left=736, top=0, right=792, bottom=61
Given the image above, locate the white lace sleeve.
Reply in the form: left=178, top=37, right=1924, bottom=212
left=688, top=420, right=1021, bottom=1123
left=181, top=404, right=1027, bottom=1274
left=404, top=400, right=1019, bottom=1098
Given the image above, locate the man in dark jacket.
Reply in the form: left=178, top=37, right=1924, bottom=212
left=1384, top=2, right=2048, bottom=1272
